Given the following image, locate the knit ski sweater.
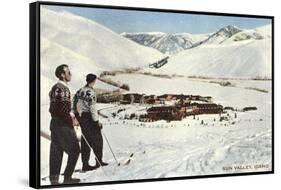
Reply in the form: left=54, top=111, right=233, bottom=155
left=73, top=86, right=99, bottom=122
left=49, top=81, right=73, bottom=127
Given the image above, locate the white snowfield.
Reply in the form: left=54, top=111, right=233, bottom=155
left=223, top=25, right=271, bottom=44
left=255, top=24, right=272, bottom=38
left=41, top=75, right=272, bottom=185
left=40, top=7, right=163, bottom=99
left=39, top=7, right=272, bottom=186
left=127, top=24, right=272, bottom=79
left=156, top=38, right=272, bottom=78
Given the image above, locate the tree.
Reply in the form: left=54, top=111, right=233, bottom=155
left=120, top=84, right=130, bottom=91
left=112, top=113, right=116, bottom=118
left=130, top=113, right=136, bottom=120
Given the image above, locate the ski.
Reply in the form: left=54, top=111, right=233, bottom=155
left=122, top=153, right=134, bottom=166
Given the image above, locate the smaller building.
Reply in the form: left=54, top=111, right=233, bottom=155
left=147, top=106, right=183, bottom=121
left=191, top=103, right=223, bottom=114
left=122, top=93, right=144, bottom=104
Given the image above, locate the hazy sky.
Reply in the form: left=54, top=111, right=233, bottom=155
left=44, top=5, right=272, bottom=34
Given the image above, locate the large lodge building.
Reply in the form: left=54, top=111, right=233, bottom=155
left=143, top=103, right=223, bottom=122
left=117, top=93, right=222, bottom=122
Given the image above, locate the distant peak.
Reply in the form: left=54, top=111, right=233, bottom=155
left=121, top=32, right=166, bottom=36
left=215, top=25, right=242, bottom=37
left=219, top=25, right=241, bottom=33
left=225, top=25, right=239, bottom=29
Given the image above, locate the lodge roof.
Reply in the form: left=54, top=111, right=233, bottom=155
left=147, top=106, right=178, bottom=112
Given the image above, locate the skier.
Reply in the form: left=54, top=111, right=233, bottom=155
left=73, top=73, right=108, bottom=172
left=48, top=64, right=81, bottom=185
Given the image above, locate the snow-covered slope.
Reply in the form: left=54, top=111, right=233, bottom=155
left=222, top=25, right=272, bottom=44
left=175, top=33, right=211, bottom=44
left=127, top=25, right=240, bottom=52
left=197, top=24, right=271, bottom=45
left=122, top=32, right=210, bottom=55
left=41, top=7, right=163, bottom=88
left=120, top=32, right=165, bottom=49
left=152, top=34, right=193, bottom=54
left=222, top=29, right=264, bottom=44
left=255, top=24, right=272, bottom=38
left=40, top=7, right=165, bottom=131
left=194, top=25, right=242, bottom=46
left=122, top=24, right=271, bottom=55
left=157, top=38, right=271, bottom=78
left=40, top=7, right=165, bottom=106
left=41, top=74, right=272, bottom=184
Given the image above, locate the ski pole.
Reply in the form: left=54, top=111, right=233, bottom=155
left=42, top=131, right=111, bottom=182
left=102, top=131, right=121, bottom=166
left=80, top=132, right=111, bottom=179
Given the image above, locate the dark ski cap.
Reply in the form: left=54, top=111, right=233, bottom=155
left=86, top=73, right=97, bottom=83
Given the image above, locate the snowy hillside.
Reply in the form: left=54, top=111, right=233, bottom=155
left=222, top=25, right=271, bottom=44
left=41, top=7, right=163, bottom=90
left=255, top=24, right=272, bottom=38
left=222, top=29, right=264, bottom=44
left=122, top=32, right=210, bottom=54
left=122, top=24, right=271, bottom=55
left=195, top=24, right=271, bottom=46
left=156, top=38, right=271, bottom=78
left=175, top=33, right=211, bottom=44
left=194, top=25, right=242, bottom=46
left=40, top=7, right=166, bottom=136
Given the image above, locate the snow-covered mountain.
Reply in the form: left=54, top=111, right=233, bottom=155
left=193, top=25, right=242, bottom=46
left=122, top=25, right=271, bottom=55
left=175, top=33, right=211, bottom=44
left=193, top=25, right=272, bottom=46
left=40, top=7, right=272, bottom=84
left=213, top=25, right=272, bottom=45
left=222, top=29, right=264, bottom=44
left=156, top=37, right=272, bottom=78
left=122, top=32, right=210, bottom=55
left=41, top=7, right=164, bottom=93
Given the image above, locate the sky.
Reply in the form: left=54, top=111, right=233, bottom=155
left=44, top=5, right=272, bottom=34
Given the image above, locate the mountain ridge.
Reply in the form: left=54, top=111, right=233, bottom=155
left=122, top=24, right=271, bottom=55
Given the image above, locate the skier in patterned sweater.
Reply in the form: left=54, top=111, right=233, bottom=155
left=73, top=73, right=108, bottom=172
left=48, top=64, right=80, bottom=185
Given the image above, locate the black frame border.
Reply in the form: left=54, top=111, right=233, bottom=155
left=29, top=1, right=274, bottom=189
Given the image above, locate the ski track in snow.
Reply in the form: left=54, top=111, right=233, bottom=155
left=40, top=75, right=272, bottom=185
left=41, top=117, right=271, bottom=184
